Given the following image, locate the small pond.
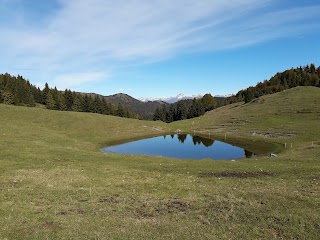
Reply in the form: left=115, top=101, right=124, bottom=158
left=101, top=134, right=268, bottom=160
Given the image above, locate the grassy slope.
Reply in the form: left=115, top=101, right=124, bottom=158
left=0, top=86, right=319, bottom=239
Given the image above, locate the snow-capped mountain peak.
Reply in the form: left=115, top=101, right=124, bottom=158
left=139, top=93, right=203, bottom=103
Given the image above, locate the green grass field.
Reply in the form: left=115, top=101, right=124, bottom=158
left=1, top=86, right=319, bottom=239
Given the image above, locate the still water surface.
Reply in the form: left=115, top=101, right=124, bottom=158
left=101, top=134, right=255, bottom=160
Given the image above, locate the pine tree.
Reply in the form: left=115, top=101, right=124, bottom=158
left=93, top=95, right=103, bottom=113
left=56, top=92, right=66, bottom=110
left=165, top=105, right=175, bottom=123
left=45, top=91, right=56, bottom=110
left=72, top=94, right=83, bottom=112
left=100, top=98, right=108, bottom=115
left=87, top=96, right=97, bottom=113
left=42, top=83, right=50, bottom=104
left=153, top=106, right=165, bottom=121
left=188, top=98, right=205, bottom=118
left=31, top=87, right=43, bottom=104
left=176, top=101, right=188, bottom=120
left=81, top=95, right=90, bottom=112
left=64, top=89, right=74, bottom=111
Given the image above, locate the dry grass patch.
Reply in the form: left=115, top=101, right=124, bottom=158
left=12, top=168, right=88, bottom=187
left=199, top=171, right=276, bottom=178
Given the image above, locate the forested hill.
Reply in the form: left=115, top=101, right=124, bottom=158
left=226, top=63, right=320, bottom=104
left=153, top=64, right=320, bottom=123
left=0, top=74, right=139, bottom=119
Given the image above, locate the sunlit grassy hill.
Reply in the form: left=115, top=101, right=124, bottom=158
left=0, top=104, right=169, bottom=151
left=173, top=86, right=320, bottom=143
left=0, top=86, right=319, bottom=239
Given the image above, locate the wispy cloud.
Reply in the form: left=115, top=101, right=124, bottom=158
left=52, top=71, right=111, bottom=90
left=0, top=0, right=319, bottom=89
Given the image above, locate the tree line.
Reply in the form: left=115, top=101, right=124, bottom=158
left=0, top=73, right=139, bottom=119
left=153, top=93, right=216, bottom=123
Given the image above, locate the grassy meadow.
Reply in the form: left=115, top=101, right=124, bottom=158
left=0, top=86, right=319, bottom=239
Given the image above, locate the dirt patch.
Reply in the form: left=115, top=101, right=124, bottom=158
left=58, top=209, right=85, bottom=215
left=96, top=195, right=135, bottom=206
left=14, top=169, right=87, bottom=186
left=250, top=131, right=295, bottom=138
left=98, top=196, right=122, bottom=204
left=199, top=171, right=276, bottom=178
left=162, top=198, right=190, bottom=213
left=152, top=126, right=165, bottom=131
left=41, top=221, right=60, bottom=230
left=267, top=217, right=290, bottom=238
left=135, top=198, right=193, bottom=218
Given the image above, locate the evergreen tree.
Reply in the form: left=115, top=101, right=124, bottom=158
left=45, top=91, right=56, bottom=110
left=31, top=87, right=43, bottom=104
left=64, top=89, right=74, bottom=111
left=50, top=87, right=60, bottom=110
left=81, top=95, right=90, bottom=112
left=188, top=98, right=205, bottom=118
left=56, top=92, right=67, bottom=110
left=116, top=103, right=126, bottom=117
left=100, top=98, right=109, bottom=115
left=243, top=90, right=253, bottom=103
left=42, top=83, right=50, bottom=104
left=153, top=107, right=164, bottom=121
left=87, top=96, right=97, bottom=113
left=72, top=94, right=83, bottom=112
left=201, top=93, right=215, bottom=112
left=176, top=101, right=188, bottom=120
left=93, top=95, right=104, bottom=114
left=165, top=105, right=175, bottom=123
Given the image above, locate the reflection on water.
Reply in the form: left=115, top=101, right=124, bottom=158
left=174, top=134, right=215, bottom=147
left=177, top=134, right=187, bottom=143
left=102, top=134, right=256, bottom=160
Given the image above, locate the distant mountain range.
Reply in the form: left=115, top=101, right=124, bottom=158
left=82, top=92, right=167, bottom=120
left=82, top=92, right=224, bottom=120
left=104, top=93, right=167, bottom=119
left=102, top=93, right=226, bottom=120
left=139, top=93, right=203, bottom=104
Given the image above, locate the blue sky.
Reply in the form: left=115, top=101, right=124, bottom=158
left=1, top=0, right=320, bottom=99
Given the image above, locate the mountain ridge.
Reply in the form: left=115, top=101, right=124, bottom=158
left=83, top=92, right=168, bottom=120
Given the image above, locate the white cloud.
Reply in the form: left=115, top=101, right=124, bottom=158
left=52, top=71, right=110, bottom=90
left=0, top=0, right=320, bottom=89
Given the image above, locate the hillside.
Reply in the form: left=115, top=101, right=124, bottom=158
left=181, top=87, right=320, bottom=134
left=174, top=86, right=320, bottom=142
left=1, top=86, right=319, bottom=239
left=104, top=93, right=167, bottom=119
